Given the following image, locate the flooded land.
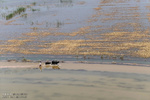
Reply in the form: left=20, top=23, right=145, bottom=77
left=1, top=1, right=150, bottom=100
left=0, top=0, right=150, bottom=60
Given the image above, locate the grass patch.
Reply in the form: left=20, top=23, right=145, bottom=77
left=6, top=7, right=26, bottom=20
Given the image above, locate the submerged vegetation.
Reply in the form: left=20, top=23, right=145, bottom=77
left=56, top=21, right=64, bottom=28
left=32, top=8, right=40, bottom=12
left=32, top=2, right=37, bottom=6
left=5, top=2, right=38, bottom=20
left=1, top=0, right=150, bottom=59
left=6, top=7, right=26, bottom=20
left=60, top=0, right=72, bottom=3
left=21, top=14, right=27, bottom=18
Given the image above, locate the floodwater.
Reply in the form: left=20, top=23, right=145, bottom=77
left=0, top=0, right=150, bottom=61
left=0, top=68, right=150, bottom=100
left=1, top=1, right=150, bottom=100
left=0, top=0, right=98, bottom=40
left=0, top=0, right=150, bottom=39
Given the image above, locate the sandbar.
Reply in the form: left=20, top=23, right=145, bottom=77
left=0, top=61, right=150, bottom=75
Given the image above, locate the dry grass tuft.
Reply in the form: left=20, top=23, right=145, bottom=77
left=94, top=7, right=101, bottom=11
left=77, top=1, right=86, bottom=5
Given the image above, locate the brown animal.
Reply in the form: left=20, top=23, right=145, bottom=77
left=52, top=65, right=60, bottom=69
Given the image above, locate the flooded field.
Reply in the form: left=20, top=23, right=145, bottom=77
left=0, top=0, right=150, bottom=60
left=1, top=1, right=150, bottom=99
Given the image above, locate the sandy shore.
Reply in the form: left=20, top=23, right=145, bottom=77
left=61, top=62, right=150, bottom=75
left=0, top=61, right=150, bottom=75
left=1, top=61, right=150, bottom=100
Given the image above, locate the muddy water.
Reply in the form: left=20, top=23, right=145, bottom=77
left=0, top=0, right=150, bottom=60
left=0, top=68, right=150, bottom=100
left=0, top=0, right=98, bottom=40
left=1, top=0, right=149, bottom=40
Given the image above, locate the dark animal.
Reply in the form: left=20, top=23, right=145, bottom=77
left=51, top=60, right=59, bottom=65
left=45, top=61, right=51, bottom=65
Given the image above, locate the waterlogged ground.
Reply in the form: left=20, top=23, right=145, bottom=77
left=0, top=0, right=150, bottom=58
left=0, top=68, right=150, bottom=100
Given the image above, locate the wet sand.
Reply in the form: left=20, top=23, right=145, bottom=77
left=0, top=61, right=150, bottom=100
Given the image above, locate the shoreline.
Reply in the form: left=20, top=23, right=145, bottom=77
left=0, top=61, right=150, bottom=75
